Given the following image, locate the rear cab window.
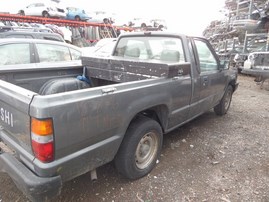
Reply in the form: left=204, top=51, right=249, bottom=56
left=114, top=36, right=186, bottom=63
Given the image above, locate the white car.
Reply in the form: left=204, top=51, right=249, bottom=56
left=128, top=17, right=152, bottom=28
left=87, top=11, right=116, bottom=24
left=81, top=38, right=117, bottom=57
left=18, top=1, right=66, bottom=18
left=244, top=52, right=269, bottom=70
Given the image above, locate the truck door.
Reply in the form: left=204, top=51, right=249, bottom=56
left=192, top=38, right=227, bottom=113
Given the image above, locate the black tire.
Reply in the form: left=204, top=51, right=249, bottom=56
left=214, top=85, right=233, bottom=116
left=42, top=11, right=49, bottom=18
left=19, top=10, right=25, bottom=16
left=141, top=23, right=147, bottom=28
left=158, top=25, right=164, bottom=30
left=75, top=15, right=81, bottom=21
left=114, top=116, right=163, bottom=180
left=103, top=18, right=109, bottom=24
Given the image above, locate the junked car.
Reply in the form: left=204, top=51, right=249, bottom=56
left=66, top=7, right=90, bottom=21
left=0, top=31, right=65, bottom=42
left=0, top=32, right=238, bottom=201
left=18, top=1, right=66, bottom=18
left=242, top=51, right=269, bottom=89
left=81, top=37, right=117, bottom=57
left=0, top=38, right=81, bottom=67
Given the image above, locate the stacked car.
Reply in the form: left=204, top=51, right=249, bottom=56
left=18, top=1, right=91, bottom=22
left=18, top=1, right=66, bottom=18
left=66, top=7, right=90, bottom=21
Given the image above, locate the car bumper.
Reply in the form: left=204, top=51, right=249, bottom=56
left=0, top=152, right=62, bottom=201
left=241, top=68, right=269, bottom=77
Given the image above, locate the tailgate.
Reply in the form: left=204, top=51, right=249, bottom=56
left=0, top=80, right=37, bottom=154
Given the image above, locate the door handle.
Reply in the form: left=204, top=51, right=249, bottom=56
left=202, top=76, right=208, bottom=86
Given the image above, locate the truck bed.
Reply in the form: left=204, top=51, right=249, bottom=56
left=0, top=58, right=192, bottom=178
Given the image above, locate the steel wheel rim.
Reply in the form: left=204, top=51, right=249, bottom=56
left=135, top=131, right=158, bottom=169
left=224, top=90, right=232, bottom=111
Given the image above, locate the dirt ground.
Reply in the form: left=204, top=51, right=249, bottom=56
left=0, top=74, right=269, bottom=202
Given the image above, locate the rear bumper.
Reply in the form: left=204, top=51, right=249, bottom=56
left=0, top=152, right=62, bottom=201
left=242, top=68, right=269, bottom=77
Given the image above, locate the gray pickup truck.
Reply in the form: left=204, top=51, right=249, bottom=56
left=0, top=32, right=238, bottom=201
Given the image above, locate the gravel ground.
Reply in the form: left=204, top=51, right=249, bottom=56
left=0, top=74, right=269, bottom=202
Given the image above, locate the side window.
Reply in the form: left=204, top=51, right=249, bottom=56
left=27, top=4, right=35, bottom=8
left=6, top=34, right=27, bottom=39
left=194, top=39, right=218, bottom=72
left=35, top=3, right=44, bottom=7
left=43, top=36, right=64, bottom=42
left=70, top=48, right=81, bottom=60
left=0, top=43, right=31, bottom=65
left=36, top=44, right=71, bottom=62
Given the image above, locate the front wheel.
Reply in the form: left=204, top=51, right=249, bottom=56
left=214, top=85, right=233, bottom=116
left=75, top=15, right=81, bottom=21
left=114, top=116, right=163, bottom=179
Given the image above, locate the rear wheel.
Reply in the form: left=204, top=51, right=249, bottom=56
left=42, top=11, right=49, bottom=18
left=141, top=23, right=147, bottom=28
left=19, top=10, right=25, bottom=16
left=114, top=116, right=163, bottom=179
left=214, top=85, right=233, bottom=115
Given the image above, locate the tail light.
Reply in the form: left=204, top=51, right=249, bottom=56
left=31, top=118, right=54, bottom=162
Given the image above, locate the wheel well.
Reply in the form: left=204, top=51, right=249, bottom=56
left=229, top=80, right=237, bottom=91
left=103, top=18, right=110, bottom=24
left=132, top=105, right=168, bottom=132
left=141, top=23, right=146, bottom=28
left=116, top=105, right=168, bottom=160
left=42, top=10, right=48, bottom=15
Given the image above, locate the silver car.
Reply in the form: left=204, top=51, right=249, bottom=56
left=0, top=38, right=81, bottom=67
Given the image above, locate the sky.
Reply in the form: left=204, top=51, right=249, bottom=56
left=0, top=0, right=226, bottom=36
